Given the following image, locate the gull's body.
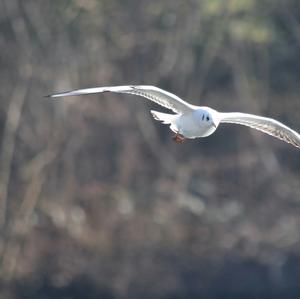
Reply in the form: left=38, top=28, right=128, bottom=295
left=47, top=85, right=300, bottom=148
left=159, top=107, right=220, bottom=138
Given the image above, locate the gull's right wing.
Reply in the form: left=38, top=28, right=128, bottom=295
left=46, top=85, right=196, bottom=114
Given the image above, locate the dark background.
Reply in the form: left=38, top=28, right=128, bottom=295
left=0, top=1, right=300, bottom=298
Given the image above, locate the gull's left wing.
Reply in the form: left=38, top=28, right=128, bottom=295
left=46, top=85, right=196, bottom=114
left=219, top=112, right=300, bottom=148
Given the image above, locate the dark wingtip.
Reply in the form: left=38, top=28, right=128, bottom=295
left=44, top=94, right=52, bottom=98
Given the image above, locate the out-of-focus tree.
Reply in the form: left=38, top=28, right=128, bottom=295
left=0, top=0, right=300, bottom=298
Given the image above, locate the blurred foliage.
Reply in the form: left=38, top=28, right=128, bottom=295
left=0, top=0, right=300, bottom=298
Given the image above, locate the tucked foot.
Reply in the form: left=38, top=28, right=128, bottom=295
left=172, top=133, right=186, bottom=144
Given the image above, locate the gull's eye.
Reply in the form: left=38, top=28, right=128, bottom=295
left=206, top=116, right=210, bottom=121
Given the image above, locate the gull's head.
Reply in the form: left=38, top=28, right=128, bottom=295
left=195, top=107, right=220, bottom=135
left=200, top=108, right=219, bottom=126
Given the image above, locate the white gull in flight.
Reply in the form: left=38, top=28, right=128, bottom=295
left=47, top=85, right=300, bottom=148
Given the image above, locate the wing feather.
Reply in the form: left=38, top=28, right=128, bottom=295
left=220, top=112, right=300, bottom=149
left=46, top=85, right=195, bottom=114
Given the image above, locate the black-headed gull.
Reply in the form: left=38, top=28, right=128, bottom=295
left=46, top=85, right=300, bottom=148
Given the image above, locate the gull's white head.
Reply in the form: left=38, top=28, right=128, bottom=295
left=194, top=107, right=220, bottom=136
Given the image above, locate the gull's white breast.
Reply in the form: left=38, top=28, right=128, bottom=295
left=175, top=110, right=216, bottom=138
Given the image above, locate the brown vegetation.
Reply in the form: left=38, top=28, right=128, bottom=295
left=0, top=1, right=300, bottom=298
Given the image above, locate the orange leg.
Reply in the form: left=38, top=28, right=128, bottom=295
left=172, top=133, right=186, bottom=144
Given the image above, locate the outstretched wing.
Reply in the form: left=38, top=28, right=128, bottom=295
left=219, top=112, right=300, bottom=149
left=46, top=85, right=195, bottom=114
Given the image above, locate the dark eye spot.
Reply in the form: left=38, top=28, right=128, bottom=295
left=202, top=114, right=204, bottom=120
left=206, top=116, right=210, bottom=121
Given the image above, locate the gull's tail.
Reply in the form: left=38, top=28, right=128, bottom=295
left=150, top=110, right=177, bottom=124
left=151, top=110, right=179, bottom=133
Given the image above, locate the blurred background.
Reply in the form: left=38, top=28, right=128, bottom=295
left=0, top=0, right=300, bottom=298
